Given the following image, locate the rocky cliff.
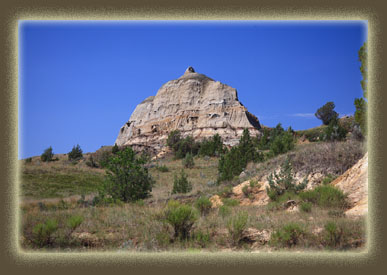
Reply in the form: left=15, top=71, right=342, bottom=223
left=115, top=67, right=261, bottom=150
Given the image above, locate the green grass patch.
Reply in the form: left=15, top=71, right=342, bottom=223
left=21, top=172, right=104, bottom=199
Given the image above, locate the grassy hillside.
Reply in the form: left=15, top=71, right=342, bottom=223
left=19, top=138, right=366, bottom=252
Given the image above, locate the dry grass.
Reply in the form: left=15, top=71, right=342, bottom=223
left=20, top=198, right=366, bottom=252
left=244, top=139, right=366, bottom=182
left=19, top=139, right=367, bottom=252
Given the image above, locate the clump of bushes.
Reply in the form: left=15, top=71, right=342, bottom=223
left=299, top=185, right=348, bottom=209
left=32, top=219, right=58, bottom=247
left=101, top=147, right=154, bottom=202
left=195, top=196, right=212, bottom=216
left=321, top=174, right=337, bottom=185
left=221, top=198, right=239, bottom=207
left=68, top=144, right=83, bottom=161
left=167, top=130, right=200, bottom=159
left=155, top=164, right=169, bottom=172
left=172, top=170, right=192, bottom=194
left=218, top=129, right=263, bottom=182
left=321, top=118, right=348, bottom=141
left=266, top=157, right=308, bottom=201
left=165, top=200, right=198, bottom=240
left=270, top=222, right=305, bottom=248
left=41, top=146, right=54, bottom=162
left=227, top=211, right=249, bottom=246
left=198, top=134, right=225, bottom=157
left=182, top=152, right=195, bottom=168
left=300, top=202, right=312, bottom=213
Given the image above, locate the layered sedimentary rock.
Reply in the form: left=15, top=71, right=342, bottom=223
left=332, top=152, right=368, bottom=216
left=115, top=67, right=261, bottom=151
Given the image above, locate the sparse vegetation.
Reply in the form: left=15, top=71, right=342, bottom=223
left=20, top=124, right=366, bottom=252
left=266, top=157, right=307, bottom=201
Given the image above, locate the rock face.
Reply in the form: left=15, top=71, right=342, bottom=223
left=331, top=152, right=368, bottom=216
left=115, top=67, right=261, bottom=151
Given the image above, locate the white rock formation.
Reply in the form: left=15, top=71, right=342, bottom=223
left=115, top=67, right=261, bottom=150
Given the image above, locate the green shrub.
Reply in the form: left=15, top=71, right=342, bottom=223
left=324, top=221, right=343, bottom=248
left=299, top=185, right=347, bottom=209
left=269, top=131, right=295, bottom=156
left=167, top=130, right=200, bottom=159
left=270, top=222, right=305, bottom=247
left=300, top=202, right=312, bottom=213
left=156, top=165, right=169, bottom=172
left=195, top=196, right=212, bottom=216
left=198, top=134, right=224, bottom=157
left=227, top=211, right=249, bottom=246
left=266, top=158, right=308, bottom=200
left=41, top=146, right=54, bottom=162
left=218, top=186, right=233, bottom=198
left=322, top=174, right=336, bottom=185
left=67, top=215, right=83, bottom=232
left=222, top=198, right=239, bottom=207
left=68, top=144, right=83, bottom=161
left=25, top=157, right=32, bottom=164
left=182, top=152, right=195, bottom=168
left=249, top=179, right=259, bottom=188
left=165, top=200, right=198, bottom=240
left=218, top=205, right=231, bottom=218
left=172, top=170, right=192, bottom=194
left=321, top=118, right=348, bottom=141
left=94, top=149, right=113, bottom=168
left=194, top=230, right=211, bottom=248
left=32, top=219, right=58, bottom=247
left=102, top=147, right=154, bottom=202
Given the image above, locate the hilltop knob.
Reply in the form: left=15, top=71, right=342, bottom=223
left=185, top=66, right=195, bottom=73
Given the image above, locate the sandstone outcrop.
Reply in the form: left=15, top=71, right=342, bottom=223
left=331, top=152, right=368, bottom=216
left=115, top=67, right=261, bottom=151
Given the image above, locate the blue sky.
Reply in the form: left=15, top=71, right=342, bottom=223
left=19, top=21, right=367, bottom=159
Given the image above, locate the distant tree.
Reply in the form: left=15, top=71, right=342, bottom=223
left=68, top=144, right=83, bottom=161
left=41, top=146, right=54, bottom=162
left=354, top=42, right=367, bottom=136
left=315, top=102, right=339, bottom=125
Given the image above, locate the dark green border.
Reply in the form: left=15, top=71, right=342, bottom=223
left=1, top=0, right=385, bottom=274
